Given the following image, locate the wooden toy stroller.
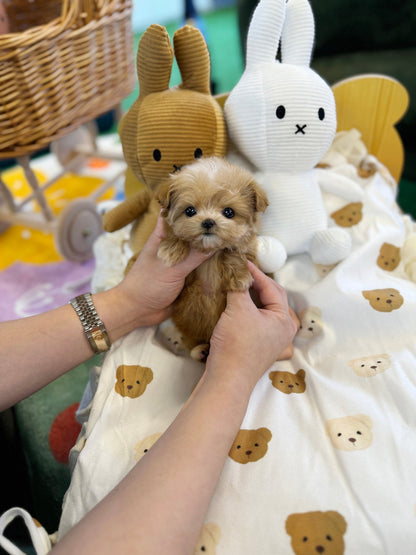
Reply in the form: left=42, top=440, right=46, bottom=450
left=0, top=0, right=134, bottom=261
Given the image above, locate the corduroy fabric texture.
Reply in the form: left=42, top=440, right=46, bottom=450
left=120, top=23, right=227, bottom=190
left=102, top=23, right=227, bottom=268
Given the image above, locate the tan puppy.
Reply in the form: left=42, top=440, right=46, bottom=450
left=157, top=157, right=268, bottom=361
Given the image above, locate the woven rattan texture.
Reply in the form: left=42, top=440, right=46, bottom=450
left=0, top=0, right=135, bottom=159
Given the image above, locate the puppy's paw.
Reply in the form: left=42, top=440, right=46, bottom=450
left=190, top=344, right=210, bottom=362
left=228, top=271, right=253, bottom=292
left=156, top=319, right=187, bottom=356
left=157, top=239, right=189, bottom=266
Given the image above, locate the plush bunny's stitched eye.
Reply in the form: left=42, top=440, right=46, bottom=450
left=153, top=149, right=162, bottom=161
left=222, top=207, right=235, bottom=218
left=318, top=108, right=325, bottom=121
left=276, top=105, right=286, bottom=119
left=185, top=206, right=197, bottom=217
left=194, top=148, right=203, bottom=159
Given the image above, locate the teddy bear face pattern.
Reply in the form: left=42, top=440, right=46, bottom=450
left=134, top=432, right=162, bottom=462
left=314, top=263, right=337, bottom=277
left=348, top=354, right=391, bottom=377
left=194, top=522, right=221, bottom=554
left=269, top=369, right=306, bottom=394
left=357, top=160, right=377, bottom=179
left=377, top=243, right=401, bottom=272
left=362, top=288, right=404, bottom=312
left=331, top=202, right=363, bottom=227
left=229, top=427, right=272, bottom=464
left=326, top=414, right=373, bottom=451
left=114, top=364, right=153, bottom=398
left=285, top=510, right=347, bottom=555
left=298, top=307, right=323, bottom=339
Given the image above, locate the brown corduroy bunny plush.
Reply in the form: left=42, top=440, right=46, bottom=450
left=102, top=23, right=227, bottom=272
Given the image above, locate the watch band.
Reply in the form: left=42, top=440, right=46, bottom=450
left=69, top=292, right=111, bottom=354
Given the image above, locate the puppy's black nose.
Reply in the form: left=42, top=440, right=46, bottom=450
left=295, top=124, right=307, bottom=134
left=201, top=219, right=215, bottom=230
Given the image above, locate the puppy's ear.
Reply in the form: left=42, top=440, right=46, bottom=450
left=155, top=179, right=172, bottom=215
left=249, top=179, right=268, bottom=213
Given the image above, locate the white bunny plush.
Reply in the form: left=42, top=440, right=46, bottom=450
left=224, top=0, right=363, bottom=273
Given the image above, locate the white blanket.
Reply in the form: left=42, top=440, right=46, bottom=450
left=58, top=139, right=416, bottom=554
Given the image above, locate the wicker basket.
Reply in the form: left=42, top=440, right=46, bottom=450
left=0, top=0, right=135, bottom=159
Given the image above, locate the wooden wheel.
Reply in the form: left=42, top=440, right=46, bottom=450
left=56, top=199, right=103, bottom=262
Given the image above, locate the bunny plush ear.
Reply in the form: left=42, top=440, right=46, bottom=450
left=246, top=0, right=286, bottom=69
left=174, top=25, right=211, bottom=94
left=137, top=24, right=174, bottom=97
left=281, top=0, right=315, bottom=66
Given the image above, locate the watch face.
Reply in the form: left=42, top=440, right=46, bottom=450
left=89, top=326, right=110, bottom=352
left=91, top=328, right=104, bottom=341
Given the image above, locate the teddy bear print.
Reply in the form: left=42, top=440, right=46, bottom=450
left=362, top=288, right=404, bottom=312
left=348, top=353, right=391, bottom=377
left=298, top=307, right=323, bottom=339
left=357, top=160, right=377, bottom=179
left=194, top=522, right=221, bottom=554
left=229, top=427, right=272, bottom=464
left=377, top=243, right=401, bottom=272
left=114, top=364, right=153, bottom=398
left=134, top=432, right=163, bottom=462
left=269, top=369, right=306, bottom=394
left=285, top=510, right=347, bottom=555
left=331, top=202, right=363, bottom=227
left=326, top=414, right=373, bottom=451
left=314, top=263, right=337, bottom=277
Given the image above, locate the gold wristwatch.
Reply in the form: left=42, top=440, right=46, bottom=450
left=69, top=292, right=111, bottom=354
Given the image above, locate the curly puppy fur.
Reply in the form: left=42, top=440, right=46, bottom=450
left=157, top=157, right=268, bottom=360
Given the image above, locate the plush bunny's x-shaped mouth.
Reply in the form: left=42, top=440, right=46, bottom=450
left=295, top=124, right=307, bottom=134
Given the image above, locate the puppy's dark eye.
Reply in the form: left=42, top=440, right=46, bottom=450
left=222, top=207, right=235, bottom=218
left=153, top=149, right=162, bottom=162
left=318, top=107, right=325, bottom=120
left=194, top=148, right=203, bottom=159
left=185, top=206, right=197, bottom=217
left=276, top=105, right=286, bottom=119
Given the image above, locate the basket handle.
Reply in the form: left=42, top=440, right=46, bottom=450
left=61, top=0, right=103, bottom=25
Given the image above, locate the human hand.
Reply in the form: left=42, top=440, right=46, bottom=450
left=116, top=214, right=211, bottom=328
left=206, top=262, right=299, bottom=394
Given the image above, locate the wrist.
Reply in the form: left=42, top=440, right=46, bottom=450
left=92, top=286, right=144, bottom=344
left=200, top=358, right=255, bottom=409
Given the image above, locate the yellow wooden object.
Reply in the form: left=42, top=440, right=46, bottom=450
left=332, top=74, right=409, bottom=183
